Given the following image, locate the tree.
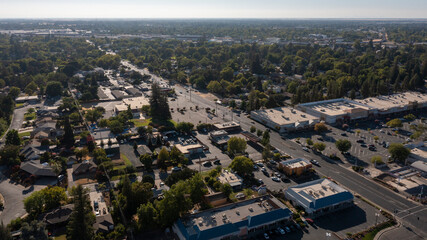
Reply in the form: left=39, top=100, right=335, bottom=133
left=176, top=122, right=194, bottom=134
left=388, top=143, right=410, bottom=163
left=0, top=221, right=12, bottom=240
left=261, top=130, right=270, bottom=146
left=262, top=144, right=273, bottom=160
left=313, top=142, right=326, bottom=152
left=8, top=87, right=20, bottom=99
left=25, top=81, right=38, bottom=95
left=150, top=82, right=171, bottom=122
left=108, top=119, right=124, bottom=135
left=140, top=154, right=153, bottom=171
left=5, top=129, right=20, bottom=146
left=306, top=138, right=313, bottom=146
left=404, top=114, right=416, bottom=121
left=371, top=156, right=384, bottom=165
left=256, top=129, right=263, bottom=137
left=250, top=126, right=256, bottom=133
left=157, top=147, right=169, bottom=170
left=85, top=109, right=102, bottom=123
left=62, top=117, right=75, bottom=147
left=137, top=202, right=159, bottom=231
left=386, top=118, right=403, bottom=128
left=187, top=173, right=207, bottom=204
left=314, top=123, right=328, bottom=132
left=335, top=139, right=352, bottom=153
left=230, top=156, right=253, bottom=176
left=98, top=119, right=109, bottom=128
left=67, top=185, right=95, bottom=240
left=24, top=186, right=67, bottom=218
left=0, top=145, right=20, bottom=166
left=227, top=137, right=247, bottom=155
left=21, top=220, right=48, bottom=240
left=137, top=126, right=147, bottom=137
left=45, top=81, right=62, bottom=98
left=220, top=183, right=232, bottom=198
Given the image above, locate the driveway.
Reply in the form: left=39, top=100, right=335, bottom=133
left=0, top=168, right=47, bottom=224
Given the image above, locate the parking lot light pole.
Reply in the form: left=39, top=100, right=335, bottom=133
left=375, top=213, right=380, bottom=226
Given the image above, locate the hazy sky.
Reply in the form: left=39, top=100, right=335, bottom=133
left=1, top=0, right=427, bottom=19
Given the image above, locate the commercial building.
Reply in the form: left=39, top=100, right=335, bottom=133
left=297, top=98, right=374, bottom=124
left=173, top=195, right=292, bottom=240
left=217, top=170, right=243, bottom=191
left=285, top=179, right=354, bottom=218
left=251, top=107, right=319, bottom=133
left=279, top=158, right=312, bottom=176
left=213, top=121, right=241, bottom=133
left=356, top=92, right=427, bottom=117
left=175, top=143, right=204, bottom=158
left=209, top=130, right=230, bottom=150
left=114, top=96, right=149, bottom=118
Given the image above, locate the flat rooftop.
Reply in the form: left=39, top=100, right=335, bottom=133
left=252, top=107, right=318, bottom=126
left=214, top=121, right=240, bottom=130
left=175, top=143, right=204, bottom=154
left=181, top=195, right=287, bottom=231
left=217, top=170, right=242, bottom=187
left=299, top=98, right=373, bottom=116
left=289, top=179, right=348, bottom=201
left=356, top=92, right=427, bottom=110
left=280, top=158, right=311, bottom=169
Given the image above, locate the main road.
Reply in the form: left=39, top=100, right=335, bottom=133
left=121, top=59, right=426, bottom=239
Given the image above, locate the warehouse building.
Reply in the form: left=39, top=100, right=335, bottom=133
left=285, top=179, right=354, bottom=218
left=173, top=195, right=292, bottom=240
left=251, top=107, right=319, bottom=133
left=297, top=98, right=374, bottom=124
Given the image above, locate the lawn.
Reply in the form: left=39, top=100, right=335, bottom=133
left=15, top=103, right=24, bottom=108
left=18, top=131, right=31, bottom=138
left=113, top=154, right=133, bottom=171
left=130, top=118, right=152, bottom=127
left=54, top=235, right=66, bottom=240
left=24, top=112, right=36, bottom=121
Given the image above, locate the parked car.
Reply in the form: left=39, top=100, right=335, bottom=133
left=285, top=226, right=291, bottom=233
left=302, top=147, right=309, bottom=152
left=172, top=167, right=182, bottom=173
left=281, top=176, right=290, bottom=182
left=277, top=227, right=285, bottom=235
left=360, top=144, right=367, bottom=148
left=340, top=133, right=347, bottom=136
left=269, top=160, right=277, bottom=165
left=271, top=177, right=280, bottom=182
left=264, top=233, right=270, bottom=239
left=357, top=139, right=364, bottom=143
left=317, top=137, right=324, bottom=141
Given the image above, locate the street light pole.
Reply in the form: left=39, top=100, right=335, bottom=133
left=375, top=213, right=380, bottom=226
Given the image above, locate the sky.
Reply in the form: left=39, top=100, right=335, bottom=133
left=0, top=0, right=427, bottom=19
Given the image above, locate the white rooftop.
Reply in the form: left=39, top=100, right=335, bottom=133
left=356, top=92, right=427, bottom=110
left=290, top=179, right=348, bottom=201
left=299, top=98, right=372, bottom=116
left=252, top=107, right=318, bottom=126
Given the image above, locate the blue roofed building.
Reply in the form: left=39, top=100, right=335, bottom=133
left=173, top=195, right=292, bottom=240
left=285, top=178, right=354, bottom=218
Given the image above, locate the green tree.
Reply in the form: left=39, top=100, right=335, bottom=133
left=386, top=118, right=403, bottom=128
left=250, top=126, right=256, bottom=133
left=140, top=154, right=153, bottom=170
left=261, top=130, right=270, bottom=146
left=227, top=137, right=247, bottom=155
left=314, top=123, right=328, bottom=132
left=0, top=221, right=12, bottom=240
left=187, top=173, right=207, bottom=204
left=313, top=142, right=326, bottom=152
left=24, top=81, right=38, bottom=95
left=388, top=143, right=410, bottom=163
left=256, top=129, right=263, bottom=137
left=335, top=139, right=352, bottom=153
left=0, top=145, right=20, bottom=166
left=8, top=87, right=20, bottom=99
left=108, top=120, right=124, bottom=134
left=371, top=156, right=384, bottom=165
left=137, top=126, right=147, bottom=137
left=21, top=220, right=48, bottom=240
left=5, top=129, right=20, bottom=146
left=24, top=186, right=67, bottom=218
left=230, top=156, right=253, bottom=176
left=220, top=183, right=232, bottom=198
left=62, top=117, right=75, bottom=147
left=45, top=81, right=62, bottom=98
left=176, top=122, right=194, bottom=134
left=137, top=202, right=159, bottom=231
left=404, top=114, right=416, bottom=121
left=156, top=182, right=192, bottom=226
left=85, top=109, right=103, bottom=123
left=98, top=119, right=109, bottom=128
left=67, top=185, right=95, bottom=240
left=306, top=138, right=313, bottom=146
left=150, top=82, right=171, bottom=122
left=157, top=147, right=169, bottom=170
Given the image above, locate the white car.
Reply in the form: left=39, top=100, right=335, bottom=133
left=277, top=227, right=285, bottom=235
left=271, top=177, right=280, bottom=182
left=264, top=233, right=270, bottom=239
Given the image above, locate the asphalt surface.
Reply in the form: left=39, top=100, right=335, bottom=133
left=122, top=60, right=427, bottom=239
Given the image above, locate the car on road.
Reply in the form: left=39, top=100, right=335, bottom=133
left=271, top=177, right=280, bottom=182
left=310, top=159, right=320, bottom=166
